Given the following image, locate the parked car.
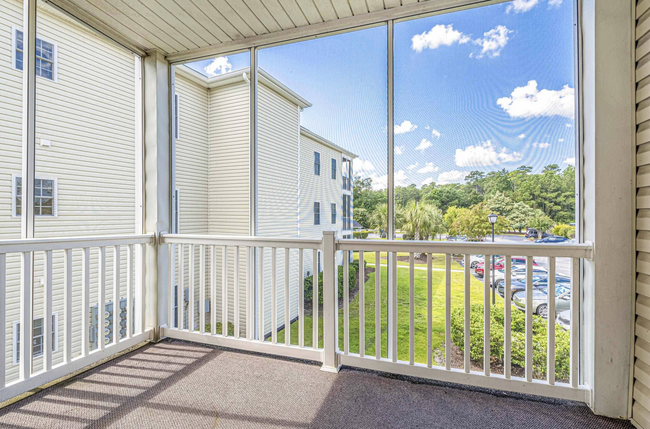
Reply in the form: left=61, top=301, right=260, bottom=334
left=535, top=235, right=569, bottom=244
left=475, top=256, right=538, bottom=277
left=493, top=266, right=548, bottom=288
left=497, top=276, right=548, bottom=298
left=525, top=228, right=549, bottom=239
left=556, top=309, right=571, bottom=330
left=469, top=254, right=485, bottom=269
left=512, top=285, right=571, bottom=318
left=446, top=235, right=467, bottom=242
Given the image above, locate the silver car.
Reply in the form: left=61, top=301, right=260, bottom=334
left=512, top=285, right=571, bottom=318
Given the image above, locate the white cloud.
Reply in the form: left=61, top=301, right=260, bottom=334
left=497, top=80, right=575, bottom=119
left=518, top=134, right=526, bottom=139
left=411, top=24, right=471, bottom=53
left=558, top=138, right=565, bottom=142
left=563, top=157, right=576, bottom=166
left=566, top=123, right=572, bottom=127
left=371, top=170, right=408, bottom=190
left=395, top=120, right=417, bottom=135
left=437, top=170, right=467, bottom=185
left=549, top=0, right=563, bottom=7
left=422, top=177, right=434, bottom=187
left=473, top=25, right=511, bottom=58
left=431, top=129, right=441, bottom=139
left=455, top=140, right=523, bottom=167
left=395, top=145, right=405, bottom=155
left=407, top=163, right=419, bottom=170
left=506, top=0, right=539, bottom=13
left=425, top=125, right=430, bottom=130
left=417, top=162, right=439, bottom=174
left=532, top=142, right=550, bottom=148
left=204, top=56, right=232, bottom=76
left=415, top=138, right=433, bottom=152
left=353, top=158, right=375, bottom=176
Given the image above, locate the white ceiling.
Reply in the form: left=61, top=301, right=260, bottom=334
left=45, top=0, right=496, bottom=62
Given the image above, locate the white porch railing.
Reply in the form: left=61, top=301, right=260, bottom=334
left=159, top=232, right=593, bottom=403
left=0, top=234, right=154, bottom=403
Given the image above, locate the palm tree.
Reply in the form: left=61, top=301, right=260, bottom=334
left=370, top=203, right=388, bottom=238
left=402, top=201, right=444, bottom=257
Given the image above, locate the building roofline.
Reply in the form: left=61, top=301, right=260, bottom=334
left=175, top=65, right=312, bottom=108
left=300, top=126, right=357, bottom=159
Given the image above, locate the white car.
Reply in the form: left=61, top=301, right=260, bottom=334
left=492, top=265, right=548, bottom=287
left=469, top=254, right=484, bottom=269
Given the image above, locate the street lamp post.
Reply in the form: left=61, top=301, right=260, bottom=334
left=487, top=213, right=498, bottom=305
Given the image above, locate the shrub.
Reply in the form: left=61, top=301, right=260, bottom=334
left=450, top=304, right=570, bottom=381
left=304, top=261, right=361, bottom=305
left=353, top=231, right=369, bottom=239
left=552, top=224, right=576, bottom=239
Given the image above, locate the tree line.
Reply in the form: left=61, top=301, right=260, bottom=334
left=353, top=164, right=575, bottom=240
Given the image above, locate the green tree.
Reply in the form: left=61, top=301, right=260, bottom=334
left=508, top=202, right=535, bottom=233
left=528, top=209, right=554, bottom=238
left=453, top=203, right=507, bottom=241
left=487, top=191, right=514, bottom=218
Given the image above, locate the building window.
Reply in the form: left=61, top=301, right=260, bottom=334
left=174, top=93, right=180, bottom=139
left=13, top=314, right=58, bottom=365
left=314, top=202, right=320, bottom=225
left=14, top=29, right=56, bottom=81
left=331, top=158, right=337, bottom=180
left=331, top=203, right=336, bottom=224
left=13, top=176, right=57, bottom=217
left=314, top=152, right=320, bottom=175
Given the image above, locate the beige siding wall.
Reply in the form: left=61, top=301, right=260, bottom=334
left=0, top=0, right=138, bottom=383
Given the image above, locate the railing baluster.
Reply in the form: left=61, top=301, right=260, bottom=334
left=504, top=256, right=512, bottom=379
left=409, top=252, right=414, bottom=366
left=548, top=257, right=556, bottom=385
left=98, top=246, right=106, bottom=351
left=358, top=250, right=364, bottom=358
left=222, top=246, right=228, bottom=337
left=167, top=243, right=174, bottom=330
left=284, top=248, right=289, bottom=346
left=200, top=245, right=206, bottom=334
left=271, top=247, right=277, bottom=344
left=570, top=257, right=579, bottom=388
left=313, top=249, right=318, bottom=349
left=20, top=251, right=31, bottom=381
left=344, top=251, right=350, bottom=355
left=113, top=246, right=120, bottom=345
left=464, top=254, right=470, bottom=373
left=126, top=245, right=133, bottom=339
left=427, top=253, right=432, bottom=368
left=44, top=250, right=53, bottom=371
left=189, top=244, right=195, bottom=332
left=178, top=244, right=184, bottom=331
left=525, top=255, right=533, bottom=382
left=445, top=253, right=451, bottom=371
left=138, top=243, right=145, bottom=334
left=375, top=251, right=380, bottom=360
left=483, top=254, right=490, bottom=376
left=0, top=253, right=5, bottom=388
left=259, top=247, right=265, bottom=342
left=390, top=252, right=397, bottom=363
left=82, top=248, right=90, bottom=357
left=211, top=245, right=217, bottom=335
left=64, top=249, right=73, bottom=361
left=246, top=246, right=251, bottom=341
left=299, top=249, right=304, bottom=348
left=236, top=246, right=241, bottom=339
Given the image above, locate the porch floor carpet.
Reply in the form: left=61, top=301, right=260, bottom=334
left=0, top=339, right=633, bottom=428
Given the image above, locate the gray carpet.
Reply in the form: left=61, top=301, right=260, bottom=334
left=0, top=339, right=633, bottom=428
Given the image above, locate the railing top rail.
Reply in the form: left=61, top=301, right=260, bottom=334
left=160, top=233, right=323, bottom=250
left=337, top=239, right=594, bottom=260
left=0, top=234, right=155, bottom=254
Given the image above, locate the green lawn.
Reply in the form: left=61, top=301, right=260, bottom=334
left=278, top=261, right=500, bottom=365
left=352, top=251, right=462, bottom=270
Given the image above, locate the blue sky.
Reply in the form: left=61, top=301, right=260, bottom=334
left=187, top=0, right=576, bottom=190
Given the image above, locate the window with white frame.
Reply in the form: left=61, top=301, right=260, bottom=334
left=13, top=314, right=58, bottom=365
left=14, top=176, right=57, bottom=217
left=331, top=203, right=336, bottom=224
left=14, top=29, right=56, bottom=80
left=331, top=158, right=337, bottom=180
left=314, top=202, right=320, bottom=225
left=314, top=152, right=320, bottom=176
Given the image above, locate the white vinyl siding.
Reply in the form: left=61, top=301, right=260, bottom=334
left=0, top=0, right=138, bottom=384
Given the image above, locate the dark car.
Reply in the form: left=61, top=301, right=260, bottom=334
left=525, top=228, right=549, bottom=239
left=535, top=235, right=568, bottom=244
left=497, top=275, right=571, bottom=298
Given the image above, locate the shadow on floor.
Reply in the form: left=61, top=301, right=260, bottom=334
left=0, top=339, right=634, bottom=428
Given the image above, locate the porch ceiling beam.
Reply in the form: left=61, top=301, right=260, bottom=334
left=166, top=0, right=508, bottom=64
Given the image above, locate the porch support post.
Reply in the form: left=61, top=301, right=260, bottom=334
left=581, top=0, right=633, bottom=418
left=321, top=230, right=340, bottom=373
left=143, top=49, right=171, bottom=339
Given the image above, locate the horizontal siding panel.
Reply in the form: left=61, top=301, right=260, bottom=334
left=640, top=315, right=650, bottom=343
left=636, top=380, right=650, bottom=417
left=639, top=274, right=650, bottom=297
